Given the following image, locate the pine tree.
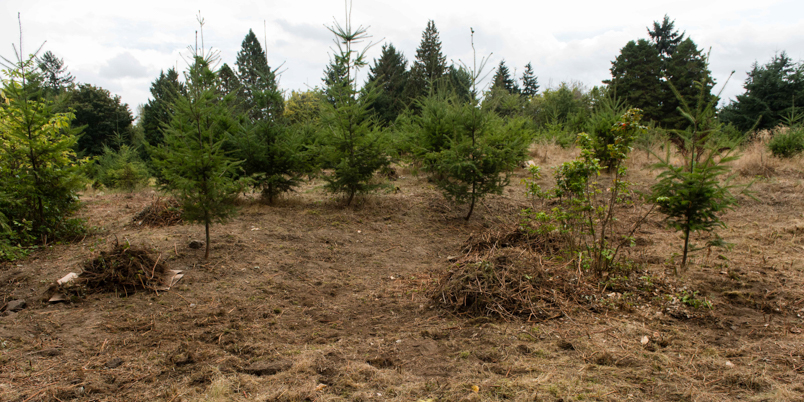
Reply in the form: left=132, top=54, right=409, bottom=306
left=606, top=39, right=664, bottom=122
left=647, top=15, right=685, bottom=59
left=366, top=43, right=408, bottom=125
left=235, top=29, right=280, bottom=121
left=151, top=54, right=245, bottom=259
left=418, top=30, right=531, bottom=220
left=720, top=52, right=804, bottom=131
left=36, top=51, right=74, bottom=96
left=322, top=57, right=349, bottom=105
left=0, top=50, right=85, bottom=244
left=319, top=2, right=389, bottom=206
left=217, top=63, right=240, bottom=98
left=447, top=64, right=473, bottom=102
left=142, top=68, right=184, bottom=148
left=490, top=60, right=519, bottom=94
left=520, top=62, right=539, bottom=97
left=662, top=38, right=716, bottom=130
left=405, top=20, right=447, bottom=101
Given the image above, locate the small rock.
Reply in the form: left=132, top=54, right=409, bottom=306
left=105, top=358, right=124, bottom=369
left=726, top=361, right=735, bottom=368
left=188, top=240, right=205, bottom=249
left=4, top=300, right=26, bottom=313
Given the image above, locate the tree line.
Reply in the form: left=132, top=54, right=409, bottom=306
left=1, top=13, right=800, bottom=262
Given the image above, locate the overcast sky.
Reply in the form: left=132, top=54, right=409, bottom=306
left=2, top=0, right=802, bottom=117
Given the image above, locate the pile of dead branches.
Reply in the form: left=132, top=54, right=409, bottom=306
left=462, top=225, right=564, bottom=256
left=132, top=198, right=183, bottom=227
left=75, top=241, right=169, bottom=295
left=432, top=227, right=596, bottom=320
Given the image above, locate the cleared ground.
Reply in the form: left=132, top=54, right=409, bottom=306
left=1, top=143, right=803, bottom=401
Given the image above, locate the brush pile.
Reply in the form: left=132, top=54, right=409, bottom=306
left=133, top=197, right=183, bottom=227
left=432, top=227, right=596, bottom=320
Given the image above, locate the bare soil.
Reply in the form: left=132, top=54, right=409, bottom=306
left=1, top=147, right=803, bottom=402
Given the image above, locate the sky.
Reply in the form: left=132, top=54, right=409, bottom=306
left=2, top=0, right=803, bottom=118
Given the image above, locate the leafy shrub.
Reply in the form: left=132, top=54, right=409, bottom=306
left=522, top=109, right=651, bottom=274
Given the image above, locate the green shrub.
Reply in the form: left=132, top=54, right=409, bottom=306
left=96, top=145, right=150, bottom=190
left=768, top=126, right=804, bottom=158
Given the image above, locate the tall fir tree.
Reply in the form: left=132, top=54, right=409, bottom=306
left=365, top=43, right=409, bottom=125
left=448, top=64, right=473, bottom=102
left=322, top=57, right=349, bottom=105
left=662, top=38, right=716, bottom=130
left=405, top=20, right=448, bottom=102
left=142, top=68, right=184, bottom=148
left=720, top=52, right=804, bottom=131
left=151, top=54, right=244, bottom=259
left=235, top=29, right=280, bottom=121
left=606, top=39, right=664, bottom=122
left=520, top=62, right=539, bottom=97
left=217, top=63, right=241, bottom=98
left=36, top=51, right=74, bottom=96
left=647, top=15, right=685, bottom=59
left=490, top=60, right=519, bottom=94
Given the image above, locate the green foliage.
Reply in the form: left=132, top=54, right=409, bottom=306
left=366, top=43, right=409, bottom=125
left=142, top=68, right=184, bottom=149
left=95, top=144, right=149, bottom=191
left=235, top=29, right=282, bottom=121
left=651, top=80, right=744, bottom=273
left=584, top=95, right=631, bottom=170
left=529, top=82, right=591, bottom=146
left=680, top=290, right=712, bottom=309
left=606, top=39, right=664, bottom=122
left=490, top=60, right=519, bottom=95
left=232, top=118, right=308, bottom=203
left=318, top=3, right=390, bottom=206
left=0, top=50, right=87, bottom=251
left=427, top=103, right=531, bottom=220
left=285, top=89, right=323, bottom=124
left=151, top=53, right=246, bottom=259
left=768, top=127, right=804, bottom=158
left=520, top=62, right=539, bottom=98
left=68, top=83, right=134, bottom=157
left=522, top=109, right=649, bottom=274
left=404, top=20, right=448, bottom=101
left=720, top=52, right=804, bottom=132
left=36, top=50, right=75, bottom=96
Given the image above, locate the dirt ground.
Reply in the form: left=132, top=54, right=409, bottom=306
left=1, top=144, right=803, bottom=402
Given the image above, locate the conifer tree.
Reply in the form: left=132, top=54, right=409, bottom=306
left=448, top=64, right=473, bottom=102
left=366, top=43, right=408, bottom=125
left=217, top=63, right=240, bottom=99
left=36, top=50, right=74, bottom=96
left=420, top=30, right=530, bottom=220
left=720, top=52, right=804, bottom=131
left=235, top=29, right=280, bottom=121
left=647, top=15, right=685, bottom=59
left=405, top=20, right=447, bottom=101
left=142, top=68, right=184, bottom=148
left=490, top=60, right=519, bottom=94
left=520, top=62, right=539, bottom=97
left=318, top=2, right=389, bottom=206
left=0, top=47, right=85, bottom=244
left=151, top=53, right=244, bottom=259
left=662, top=38, right=716, bottom=130
left=606, top=39, right=664, bottom=122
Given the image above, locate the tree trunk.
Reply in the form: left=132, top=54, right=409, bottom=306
left=680, top=228, right=690, bottom=275
left=205, top=221, right=210, bottom=259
